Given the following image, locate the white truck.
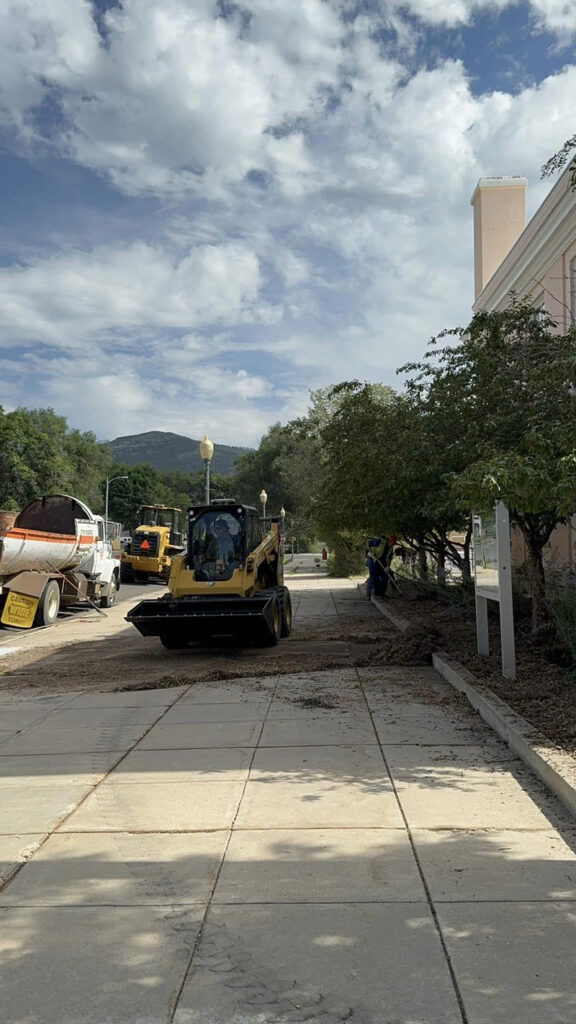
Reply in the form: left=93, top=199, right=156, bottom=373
left=0, top=494, right=121, bottom=629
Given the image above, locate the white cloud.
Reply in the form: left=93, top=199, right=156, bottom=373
left=39, top=355, right=280, bottom=445
left=530, top=0, right=576, bottom=32
left=0, top=1, right=571, bottom=202
left=387, top=0, right=576, bottom=30
left=1, top=1, right=575, bottom=447
left=0, top=240, right=262, bottom=348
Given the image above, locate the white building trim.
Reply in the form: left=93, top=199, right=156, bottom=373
left=473, top=164, right=576, bottom=314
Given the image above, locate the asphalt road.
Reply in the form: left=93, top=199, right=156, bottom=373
left=115, top=580, right=164, bottom=606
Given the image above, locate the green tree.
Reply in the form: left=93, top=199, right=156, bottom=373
left=233, top=423, right=288, bottom=513
left=104, top=464, right=169, bottom=529
left=61, top=427, right=112, bottom=510
left=541, top=134, right=576, bottom=190
left=404, top=299, right=576, bottom=627
left=312, top=382, right=397, bottom=572
left=232, top=393, right=362, bottom=552
left=0, top=407, right=111, bottom=511
left=159, top=469, right=232, bottom=510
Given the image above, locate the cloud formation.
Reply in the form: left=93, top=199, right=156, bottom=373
left=0, top=0, right=575, bottom=444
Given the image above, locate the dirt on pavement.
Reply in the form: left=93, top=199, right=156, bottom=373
left=0, top=612, right=435, bottom=699
left=393, top=582, right=576, bottom=757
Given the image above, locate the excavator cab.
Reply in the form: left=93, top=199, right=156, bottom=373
left=126, top=499, right=291, bottom=648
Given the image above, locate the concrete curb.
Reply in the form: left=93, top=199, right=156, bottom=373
left=370, top=595, right=412, bottom=632
left=356, top=582, right=412, bottom=632
left=367, top=592, right=576, bottom=819
left=432, top=652, right=576, bottom=819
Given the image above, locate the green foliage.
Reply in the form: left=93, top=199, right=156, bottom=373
left=545, top=579, right=576, bottom=667
left=314, top=382, right=395, bottom=535
left=104, top=464, right=169, bottom=529
left=159, top=469, right=232, bottom=510
left=0, top=406, right=111, bottom=511
left=233, top=420, right=319, bottom=549
left=326, top=531, right=367, bottom=577
left=233, top=423, right=288, bottom=512
left=541, top=134, right=576, bottom=191
left=403, top=299, right=576, bottom=625
left=408, top=301, right=576, bottom=519
left=104, top=464, right=235, bottom=529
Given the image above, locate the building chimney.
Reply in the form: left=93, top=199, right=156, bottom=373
left=471, top=176, right=527, bottom=301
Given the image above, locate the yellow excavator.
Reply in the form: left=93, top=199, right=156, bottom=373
left=126, top=499, right=292, bottom=648
left=120, top=505, right=184, bottom=584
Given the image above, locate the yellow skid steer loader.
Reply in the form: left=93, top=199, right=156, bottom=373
left=126, top=499, right=292, bottom=648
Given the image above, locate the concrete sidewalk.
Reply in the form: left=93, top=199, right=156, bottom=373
left=1, top=571, right=576, bottom=1023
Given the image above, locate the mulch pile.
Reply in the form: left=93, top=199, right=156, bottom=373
left=390, top=585, right=576, bottom=757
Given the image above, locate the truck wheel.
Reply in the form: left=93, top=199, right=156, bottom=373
left=160, top=633, right=188, bottom=650
left=34, top=580, right=61, bottom=627
left=280, top=587, right=292, bottom=637
left=120, top=564, right=134, bottom=584
left=100, top=575, right=117, bottom=609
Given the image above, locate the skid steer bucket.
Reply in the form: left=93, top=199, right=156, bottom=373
left=126, top=592, right=279, bottom=644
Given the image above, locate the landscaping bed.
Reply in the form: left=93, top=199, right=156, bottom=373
left=386, top=580, right=576, bottom=757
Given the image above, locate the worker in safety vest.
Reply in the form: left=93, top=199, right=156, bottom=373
left=366, top=535, right=398, bottom=599
left=365, top=537, right=386, bottom=599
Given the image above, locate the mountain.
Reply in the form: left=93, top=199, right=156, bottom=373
left=106, top=431, right=248, bottom=475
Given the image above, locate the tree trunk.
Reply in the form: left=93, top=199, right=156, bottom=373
left=418, top=544, right=428, bottom=580
left=436, top=548, right=446, bottom=584
left=525, top=538, right=547, bottom=630
left=516, top=513, right=556, bottom=631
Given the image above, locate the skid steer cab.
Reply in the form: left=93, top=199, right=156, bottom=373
left=126, top=500, right=292, bottom=649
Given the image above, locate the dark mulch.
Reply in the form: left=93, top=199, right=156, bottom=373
left=388, top=583, right=576, bottom=757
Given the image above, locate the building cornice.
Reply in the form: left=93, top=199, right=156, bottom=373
left=473, top=165, right=576, bottom=311
left=470, top=176, right=527, bottom=206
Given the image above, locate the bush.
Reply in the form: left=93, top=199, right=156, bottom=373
left=545, top=574, right=576, bottom=666
left=325, top=530, right=366, bottom=577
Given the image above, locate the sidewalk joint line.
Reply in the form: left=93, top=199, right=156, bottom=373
left=355, top=666, right=470, bottom=1024
left=0, top=682, right=195, bottom=896
left=167, top=671, right=282, bottom=1023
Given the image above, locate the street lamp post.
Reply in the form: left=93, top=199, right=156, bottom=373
left=105, top=475, right=128, bottom=541
left=199, top=435, right=214, bottom=504
left=280, top=505, right=286, bottom=550
left=259, top=489, right=267, bottom=520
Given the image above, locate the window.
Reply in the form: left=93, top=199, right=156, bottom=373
left=571, top=256, right=576, bottom=325
left=188, top=509, right=243, bottom=581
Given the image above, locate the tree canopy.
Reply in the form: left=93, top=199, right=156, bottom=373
left=4, top=296, right=576, bottom=631
left=541, top=134, right=576, bottom=190
left=0, top=407, right=111, bottom=511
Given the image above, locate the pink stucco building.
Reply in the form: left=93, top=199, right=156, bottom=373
left=471, top=166, right=576, bottom=568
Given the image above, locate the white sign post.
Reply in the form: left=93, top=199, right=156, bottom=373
left=472, top=500, right=516, bottom=680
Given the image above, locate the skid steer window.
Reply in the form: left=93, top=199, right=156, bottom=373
left=189, top=511, right=243, bottom=581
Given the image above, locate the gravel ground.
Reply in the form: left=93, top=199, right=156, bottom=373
left=0, top=563, right=430, bottom=699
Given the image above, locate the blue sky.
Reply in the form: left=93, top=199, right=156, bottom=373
left=0, top=0, right=574, bottom=445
